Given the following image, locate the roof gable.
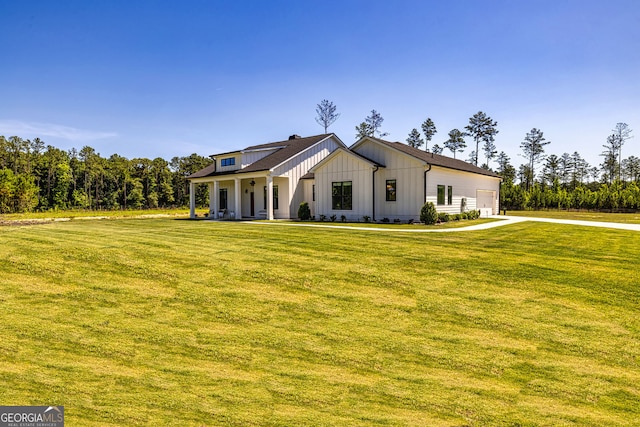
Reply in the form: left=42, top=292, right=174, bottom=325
left=309, top=146, right=384, bottom=173
left=352, top=136, right=501, bottom=178
left=241, top=134, right=335, bottom=173
left=188, top=134, right=343, bottom=179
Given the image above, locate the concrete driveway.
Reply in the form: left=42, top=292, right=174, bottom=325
left=499, top=215, right=640, bottom=232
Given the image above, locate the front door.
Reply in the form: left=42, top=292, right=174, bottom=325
left=250, top=192, right=255, bottom=217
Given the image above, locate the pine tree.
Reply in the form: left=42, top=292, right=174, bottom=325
left=315, top=99, right=340, bottom=133
left=613, top=123, right=633, bottom=181
left=406, top=128, right=424, bottom=148
left=465, top=111, right=498, bottom=166
left=431, top=144, right=444, bottom=155
left=543, top=154, right=560, bottom=186
left=482, top=137, right=498, bottom=169
left=421, top=118, right=437, bottom=152
left=444, top=129, right=466, bottom=159
left=355, top=122, right=374, bottom=140
left=364, top=110, right=388, bottom=138
left=520, top=128, right=550, bottom=189
left=496, top=152, right=516, bottom=184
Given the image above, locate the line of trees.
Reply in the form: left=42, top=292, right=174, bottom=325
left=498, top=148, right=640, bottom=211
left=397, top=110, right=638, bottom=211
left=319, top=98, right=638, bottom=211
left=494, top=122, right=639, bottom=211
left=0, top=135, right=212, bottom=213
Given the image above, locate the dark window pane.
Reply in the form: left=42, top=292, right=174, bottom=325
left=273, top=186, right=279, bottom=210
left=219, top=188, right=228, bottom=210
left=386, top=179, right=396, bottom=201
left=437, top=185, right=445, bottom=205
left=331, top=181, right=352, bottom=210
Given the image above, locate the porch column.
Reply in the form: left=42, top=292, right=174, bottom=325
left=189, top=181, right=196, bottom=219
left=208, top=182, right=215, bottom=216
left=266, top=175, right=274, bottom=220
left=213, top=181, right=219, bottom=217
left=234, top=178, right=241, bottom=220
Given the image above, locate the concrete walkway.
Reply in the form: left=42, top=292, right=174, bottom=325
left=501, top=215, right=640, bottom=232
left=244, top=215, right=640, bottom=233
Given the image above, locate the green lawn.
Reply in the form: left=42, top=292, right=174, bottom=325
left=506, top=209, right=640, bottom=224
left=0, top=208, right=206, bottom=221
left=0, top=219, right=638, bottom=426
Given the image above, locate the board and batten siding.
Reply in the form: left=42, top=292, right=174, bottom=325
left=353, top=139, right=427, bottom=221
left=272, top=135, right=342, bottom=218
left=271, top=177, right=289, bottom=219
left=313, top=150, right=375, bottom=221
left=353, top=138, right=500, bottom=218
left=426, top=166, right=500, bottom=214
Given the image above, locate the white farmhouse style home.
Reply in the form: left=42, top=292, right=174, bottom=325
left=187, top=134, right=346, bottom=220
left=188, top=134, right=501, bottom=221
left=306, top=136, right=501, bottom=221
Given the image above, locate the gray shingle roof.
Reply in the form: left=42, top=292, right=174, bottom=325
left=187, top=163, right=217, bottom=179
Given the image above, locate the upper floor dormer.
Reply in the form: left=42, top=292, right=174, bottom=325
left=211, top=151, right=241, bottom=172
left=192, top=134, right=340, bottom=179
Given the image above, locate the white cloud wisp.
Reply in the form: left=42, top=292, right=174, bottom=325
left=0, top=120, right=118, bottom=142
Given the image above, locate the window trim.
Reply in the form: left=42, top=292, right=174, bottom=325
left=221, top=157, right=235, bottom=167
left=332, top=181, right=352, bottom=210
left=447, top=185, right=453, bottom=205
left=437, top=185, right=445, bottom=205
left=386, top=179, right=397, bottom=202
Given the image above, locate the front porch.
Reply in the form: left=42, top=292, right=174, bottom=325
left=188, top=174, right=286, bottom=220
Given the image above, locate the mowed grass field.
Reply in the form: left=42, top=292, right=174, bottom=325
left=0, top=218, right=639, bottom=426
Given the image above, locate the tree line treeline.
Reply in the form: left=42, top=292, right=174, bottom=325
left=0, top=135, right=213, bottom=213
left=1, top=105, right=637, bottom=214
left=319, top=100, right=639, bottom=212
left=492, top=123, right=638, bottom=211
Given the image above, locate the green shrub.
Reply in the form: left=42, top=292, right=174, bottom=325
left=297, top=202, right=311, bottom=220
left=451, top=214, right=461, bottom=221
left=420, top=202, right=438, bottom=225
left=460, top=212, right=468, bottom=220
left=437, top=212, right=450, bottom=223
left=467, top=209, right=480, bottom=220
left=330, top=214, right=337, bottom=222
left=340, top=215, right=347, bottom=222
left=363, top=215, right=371, bottom=223
left=319, top=214, right=326, bottom=222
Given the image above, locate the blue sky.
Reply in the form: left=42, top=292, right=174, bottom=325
left=1, top=0, right=639, bottom=169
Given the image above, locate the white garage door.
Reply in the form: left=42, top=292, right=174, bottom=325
left=476, top=190, right=495, bottom=216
